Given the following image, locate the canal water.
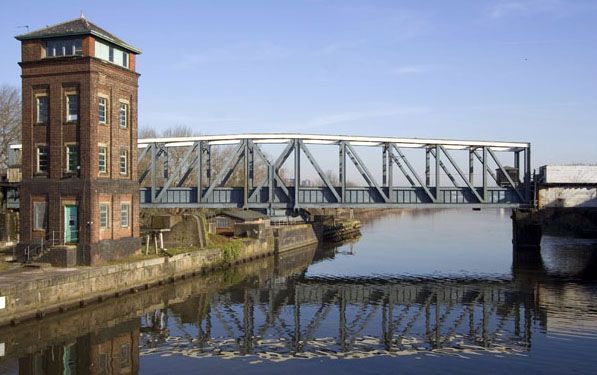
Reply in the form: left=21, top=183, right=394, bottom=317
left=1, top=209, right=597, bottom=374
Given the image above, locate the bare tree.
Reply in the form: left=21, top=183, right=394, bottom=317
left=0, top=85, right=21, bottom=169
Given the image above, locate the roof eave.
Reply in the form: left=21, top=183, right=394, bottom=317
left=15, top=31, right=88, bottom=41
left=89, top=30, right=142, bottom=54
left=15, top=30, right=142, bottom=54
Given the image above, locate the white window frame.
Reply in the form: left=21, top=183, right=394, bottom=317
left=35, top=94, right=49, bottom=124
left=36, top=144, right=48, bottom=173
left=120, top=203, right=130, bottom=228
left=119, top=149, right=128, bottom=175
left=98, top=96, right=108, bottom=124
left=99, top=203, right=110, bottom=229
left=65, top=92, right=78, bottom=122
left=119, top=101, right=128, bottom=128
left=98, top=144, right=108, bottom=174
left=33, top=201, right=48, bottom=230
left=65, top=143, right=79, bottom=173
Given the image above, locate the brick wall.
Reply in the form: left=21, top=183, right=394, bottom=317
left=19, top=39, right=141, bottom=264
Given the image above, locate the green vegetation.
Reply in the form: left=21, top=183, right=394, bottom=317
left=220, top=240, right=243, bottom=262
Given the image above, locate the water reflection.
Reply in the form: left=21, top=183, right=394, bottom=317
left=1, top=211, right=597, bottom=373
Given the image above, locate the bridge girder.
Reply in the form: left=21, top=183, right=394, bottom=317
left=136, top=134, right=532, bottom=210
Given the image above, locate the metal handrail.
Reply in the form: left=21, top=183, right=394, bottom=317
left=24, top=230, right=79, bottom=262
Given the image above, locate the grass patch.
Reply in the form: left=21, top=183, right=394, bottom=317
left=206, top=234, right=244, bottom=262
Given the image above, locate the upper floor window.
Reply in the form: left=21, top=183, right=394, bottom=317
left=66, top=144, right=79, bottom=173
left=95, top=40, right=129, bottom=69
left=36, top=95, right=49, bottom=124
left=66, top=93, right=78, bottom=122
left=98, top=145, right=108, bottom=174
left=98, top=97, right=108, bottom=124
left=119, top=149, right=128, bottom=175
left=119, top=102, right=128, bottom=128
left=45, top=38, right=82, bottom=58
left=36, top=145, right=48, bottom=173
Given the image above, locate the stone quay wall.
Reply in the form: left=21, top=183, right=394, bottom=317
left=0, top=236, right=274, bottom=327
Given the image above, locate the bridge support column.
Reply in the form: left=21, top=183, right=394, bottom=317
left=511, top=209, right=542, bottom=251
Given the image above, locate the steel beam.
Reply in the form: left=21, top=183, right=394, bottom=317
left=294, top=139, right=300, bottom=209
left=524, top=146, right=531, bottom=204
left=345, top=143, right=389, bottom=202
left=487, top=147, right=525, bottom=202
left=425, top=147, right=431, bottom=187
left=339, top=142, right=346, bottom=203
left=429, top=148, right=458, bottom=187
left=469, top=148, right=474, bottom=184
left=300, top=141, right=341, bottom=203
left=202, top=141, right=245, bottom=201
left=482, top=147, right=488, bottom=202
left=382, top=144, right=388, bottom=187
left=154, top=143, right=199, bottom=202
left=438, top=146, right=484, bottom=203
left=473, top=150, right=498, bottom=184
left=435, top=144, right=441, bottom=202
left=392, top=145, right=436, bottom=202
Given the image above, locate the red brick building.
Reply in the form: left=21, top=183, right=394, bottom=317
left=16, top=16, right=141, bottom=265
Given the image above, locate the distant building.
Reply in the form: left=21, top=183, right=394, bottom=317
left=15, top=16, right=142, bottom=264
left=207, top=210, right=270, bottom=236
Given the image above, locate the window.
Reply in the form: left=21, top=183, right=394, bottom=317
left=98, top=145, right=108, bottom=173
left=99, top=204, right=109, bottom=229
left=45, top=38, right=82, bottom=57
left=33, top=201, right=47, bottom=230
left=66, top=94, right=78, bottom=122
left=36, top=95, right=48, bottom=124
left=98, top=97, right=108, bottom=124
left=36, top=145, right=48, bottom=173
left=94, top=40, right=130, bottom=69
left=215, top=217, right=229, bottom=228
left=119, top=102, right=128, bottom=128
left=66, top=144, right=79, bottom=173
left=119, top=149, right=128, bottom=175
left=120, top=203, right=130, bottom=227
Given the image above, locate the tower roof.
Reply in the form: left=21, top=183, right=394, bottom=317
left=15, top=16, right=141, bottom=54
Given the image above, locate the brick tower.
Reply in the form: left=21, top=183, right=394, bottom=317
left=16, top=16, right=141, bottom=265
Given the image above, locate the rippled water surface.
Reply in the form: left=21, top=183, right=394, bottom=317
left=1, top=209, right=597, bottom=374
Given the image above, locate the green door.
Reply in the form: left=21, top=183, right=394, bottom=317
left=64, top=205, right=78, bottom=243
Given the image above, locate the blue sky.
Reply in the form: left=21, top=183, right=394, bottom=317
left=1, top=0, right=596, bottom=167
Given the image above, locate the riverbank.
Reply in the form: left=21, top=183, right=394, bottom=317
left=0, top=220, right=359, bottom=327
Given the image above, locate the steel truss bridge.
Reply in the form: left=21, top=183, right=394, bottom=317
left=138, top=134, right=532, bottom=210
left=142, top=276, right=537, bottom=358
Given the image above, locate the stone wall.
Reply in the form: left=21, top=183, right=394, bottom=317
left=272, top=224, right=320, bottom=253
left=0, top=236, right=273, bottom=326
